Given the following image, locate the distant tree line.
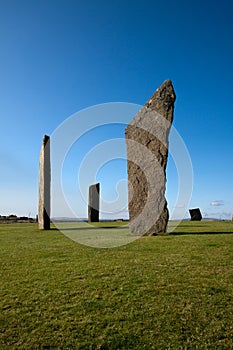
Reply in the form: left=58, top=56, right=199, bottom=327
left=0, top=215, right=36, bottom=223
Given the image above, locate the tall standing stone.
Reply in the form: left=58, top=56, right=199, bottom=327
left=125, top=80, right=176, bottom=235
left=88, top=183, right=100, bottom=222
left=38, top=135, right=51, bottom=230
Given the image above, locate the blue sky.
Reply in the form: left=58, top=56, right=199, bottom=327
left=0, top=0, right=233, bottom=219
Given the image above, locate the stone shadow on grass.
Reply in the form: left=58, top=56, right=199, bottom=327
left=52, top=225, right=128, bottom=231
left=170, top=231, right=233, bottom=235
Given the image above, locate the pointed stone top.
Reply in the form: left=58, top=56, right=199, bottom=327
left=43, top=135, right=50, bottom=145
left=125, top=80, right=176, bottom=132
left=145, top=80, right=176, bottom=120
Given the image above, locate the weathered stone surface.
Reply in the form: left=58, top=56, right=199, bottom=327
left=38, top=135, right=51, bottom=230
left=189, top=208, right=202, bottom=221
left=88, top=183, right=100, bottom=222
left=125, top=80, right=176, bottom=235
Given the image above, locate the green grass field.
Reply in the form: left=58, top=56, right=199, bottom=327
left=0, top=221, right=232, bottom=349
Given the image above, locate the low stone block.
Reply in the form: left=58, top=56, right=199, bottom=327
left=189, top=208, right=202, bottom=221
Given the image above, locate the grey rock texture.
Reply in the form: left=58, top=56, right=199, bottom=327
left=189, top=208, right=202, bottom=221
left=88, top=183, right=100, bottom=222
left=125, top=80, right=176, bottom=235
left=38, top=135, right=51, bottom=230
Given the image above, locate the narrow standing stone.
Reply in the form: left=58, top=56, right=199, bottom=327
left=38, top=135, right=51, bottom=230
left=125, top=80, right=176, bottom=235
left=88, top=183, right=100, bottom=222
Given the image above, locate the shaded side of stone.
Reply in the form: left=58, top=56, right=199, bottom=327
left=88, top=183, right=100, bottom=222
left=38, top=135, right=51, bottom=230
left=189, top=208, right=202, bottom=221
left=125, top=80, right=176, bottom=235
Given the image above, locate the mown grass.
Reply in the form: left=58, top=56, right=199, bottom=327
left=0, top=221, right=233, bottom=349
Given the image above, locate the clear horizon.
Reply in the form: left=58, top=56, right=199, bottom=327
left=0, top=0, right=233, bottom=221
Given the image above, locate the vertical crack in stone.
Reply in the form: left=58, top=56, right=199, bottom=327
left=125, top=80, right=176, bottom=235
